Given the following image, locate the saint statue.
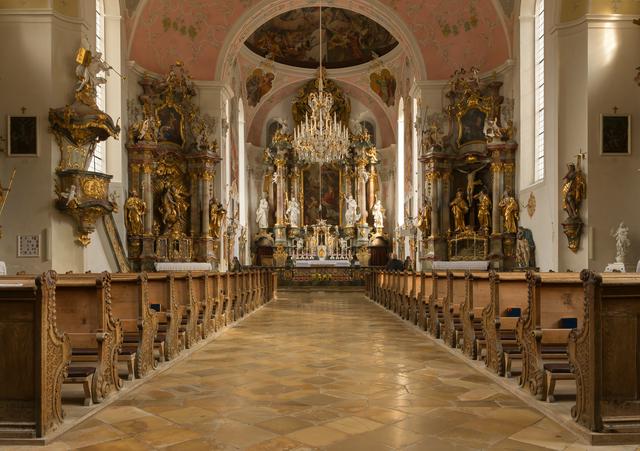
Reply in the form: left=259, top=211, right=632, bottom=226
left=417, top=198, right=432, bottom=238
left=612, top=222, right=631, bottom=263
left=498, top=189, right=519, bottom=234
left=561, top=163, right=586, bottom=220
left=125, top=190, right=146, bottom=236
left=372, top=199, right=385, bottom=230
left=286, top=197, right=301, bottom=229
left=344, top=194, right=360, bottom=227
left=516, top=228, right=531, bottom=268
left=209, top=199, right=226, bottom=240
left=256, top=197, right=269, bottom=229
left=474, top=188, right=492, bottom=234
left=450, top=188, right=469, bottom=233
left=160, top=185, right=188, bottom=235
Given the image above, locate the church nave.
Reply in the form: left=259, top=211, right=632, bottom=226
left=28, top=291, right=620, bottom=451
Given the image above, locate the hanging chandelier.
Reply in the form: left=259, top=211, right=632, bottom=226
left=292, top=4, right=350, bottom=164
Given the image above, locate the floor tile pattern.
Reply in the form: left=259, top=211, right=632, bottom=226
left=11, top=290, right=639, bottom=450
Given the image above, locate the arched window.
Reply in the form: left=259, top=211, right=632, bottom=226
left=90, top=0, right=106, bottom=173
left=534, top=0, right=544, bottom=181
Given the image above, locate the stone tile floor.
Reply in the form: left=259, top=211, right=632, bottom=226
left=8, top=291, right=640, bottom=450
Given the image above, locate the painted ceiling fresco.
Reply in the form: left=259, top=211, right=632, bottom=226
left=244, top=8, right=398, bottom=69
left=129, top=0, right=510, bottom=80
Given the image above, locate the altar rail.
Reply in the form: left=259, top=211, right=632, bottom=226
left=277, top=267, right=366, bottom=287
left=0, top=269, right=276, bottom=442
left=365, top=269, right=640, bottom=444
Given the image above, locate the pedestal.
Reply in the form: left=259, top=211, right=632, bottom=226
left=274, top=225, right=287, bottom=244
left=356, top=224, right=370, bottom=246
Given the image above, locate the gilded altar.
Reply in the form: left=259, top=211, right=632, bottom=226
left=125, top=62, right=221, bottom=271
left=254, top=80, right=389, bottom=267
left=419, top=68, right=519, bottom=270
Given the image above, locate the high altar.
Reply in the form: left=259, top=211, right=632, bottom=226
left=418, top=69, right=519, bottom=270
left=254, top=74, right=389, bottom=267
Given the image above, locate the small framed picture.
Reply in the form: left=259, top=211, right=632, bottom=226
left=17, top=234, right=40, bottom=258
left=8, top=115, right=38, bottom=156
left=601, top=114, right=631, bottom=155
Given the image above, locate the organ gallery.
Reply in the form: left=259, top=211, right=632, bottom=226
left=1, top=0, right=640, bottom=448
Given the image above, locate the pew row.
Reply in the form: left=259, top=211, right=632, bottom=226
left=0, top=269, right=275, bottom=441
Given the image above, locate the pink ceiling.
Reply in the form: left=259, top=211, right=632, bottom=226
left=129, top=0, right=510, bottom=81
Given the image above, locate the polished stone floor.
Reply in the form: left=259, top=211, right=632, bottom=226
left=19, top=291, right=639, bottom=450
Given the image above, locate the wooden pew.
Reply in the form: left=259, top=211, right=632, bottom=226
left=409, top=272, right=422, bottom=325
left=56, top=272, right=123, bottom=405
left=442, top=271, right=466, bottom=348
left=428, top=271, right=447, bottom=338
left=211, top=273, right=226, bottom=331
left=569, top=271, right=640, bottom=433
left=399, top=271, right=411, bottom=320
left=110, top=272, right=158, bottom=379
left=482, top=271, right=528, bottom=376
left=516, top=272, right=583, bottom=401
left=172, top=273, right=200, bottom=349
left=460, top=271, right=491, bottom=360
left=147, top=273, right=181, bottom=361
left=0, top=271, right=71, bottom=438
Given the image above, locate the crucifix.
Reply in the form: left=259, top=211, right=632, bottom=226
left=575, top=149, right=587, bottom=168
left=613, top=106, right=619, bottom=114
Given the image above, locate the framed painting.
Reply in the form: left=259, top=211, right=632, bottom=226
left=458, top=108, right=487, bottom=147
left=8, top=115, right=38, bottom=156
left=601, top=114, right=631, bottom=155
left=302, top=164, right=342, bottom=226
left=156, top=105, right=184, bottom=146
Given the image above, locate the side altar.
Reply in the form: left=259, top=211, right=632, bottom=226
left=124, top=63, right=223, bottom=271
left=417, top=68, right=524, bottom=270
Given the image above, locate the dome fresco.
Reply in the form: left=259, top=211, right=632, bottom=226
left=244, top=7, right=399, bottom=69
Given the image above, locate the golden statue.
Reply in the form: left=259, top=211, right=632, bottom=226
left=417, top=199, right=432, bottom=237
left=160, top=185, right=189, bottom=236
left=498, top=189, right=519, bottom=234
left=209, top=199, right=226, bottom=240
left=125, top=189, right=146, bottom=236
left=561, top=162, right=586, bottom=220
left=450, top=188, right=469, bottom=233
left=474, top=188, right=492, bottom=234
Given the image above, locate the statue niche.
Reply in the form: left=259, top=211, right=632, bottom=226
left=126, top=62, right=221, bottom=270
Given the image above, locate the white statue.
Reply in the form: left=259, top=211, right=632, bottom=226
left=76, top=51, right=110, bottom=94
left=61, top=185, right=77, bottom=206
left=373, top=199, right=385, bottom=229
left=256, top=197, right=269, bottom=229
left=286, top=197, right=300, bottom=228
left=344, top=195, right=360, bottom=227
left=612, top=222, right=631, bottom=263
left=484, top=117, right=502, bottom=142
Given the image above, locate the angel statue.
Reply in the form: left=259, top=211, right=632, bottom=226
left=286, top=197, right=301, bottom=229
left=256, top=197, right=269, bottom=229
left=344, top=194, right=360, bottom=227
left=612, top=222, right=631, bottom=263
left=372, top=199, right=385, bottom=230
left=75, top=50, right=111, bottom=100
left=561, top=163, right=586, bottom=220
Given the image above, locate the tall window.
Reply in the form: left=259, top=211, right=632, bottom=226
left=90, top=0, right=106, bottom=173
left=534, top=0, right=544, bottom=181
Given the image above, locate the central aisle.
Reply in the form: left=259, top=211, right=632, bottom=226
left=47, top=290, right=601, bottom=450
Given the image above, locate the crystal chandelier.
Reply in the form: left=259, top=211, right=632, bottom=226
left=292, top=5, right=350, bottom=164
